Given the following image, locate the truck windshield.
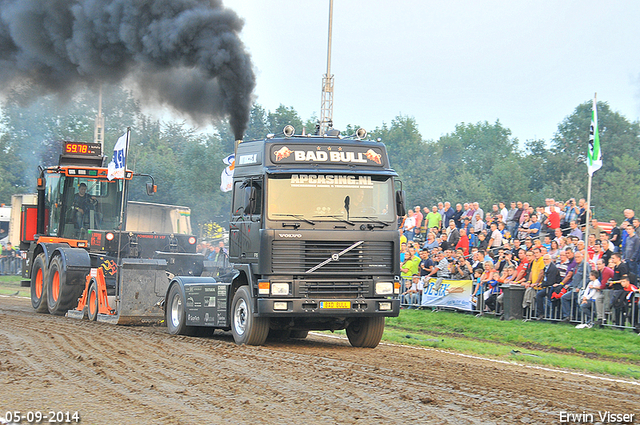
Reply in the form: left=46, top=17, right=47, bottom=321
left=267, top=174, right=395, bottom=223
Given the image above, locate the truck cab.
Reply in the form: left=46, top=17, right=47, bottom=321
left=166, top=127, right=404, bottom=348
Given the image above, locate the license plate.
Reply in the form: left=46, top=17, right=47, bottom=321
left=319, top=301, right=351, bottom=309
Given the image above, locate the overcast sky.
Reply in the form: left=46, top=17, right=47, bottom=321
left=224, top=0, right=640, bottom=143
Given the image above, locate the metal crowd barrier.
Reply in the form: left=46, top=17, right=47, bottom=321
left=517, top=287, right=638, bottom=331
left=0, top=255, right=22, bottom=275
left=397, top=281, right=639, bottom=333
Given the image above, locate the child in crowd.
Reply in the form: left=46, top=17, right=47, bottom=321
left=471, top=268, right=484, bottom=309
left=484, top=271, right=501, bottom=312
left=576, top=270, right=601, bottom=329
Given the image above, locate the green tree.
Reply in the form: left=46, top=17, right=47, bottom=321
left=267, top=105, right=304, bottom=135
left=550, top=101, right=640, bottom=178
left=595, top=154, right=640, bottom=221
left=244, top=104, right=269, bottom=141
left=370, top=116, right=430, bottom=207
left=0, top=132, right=27, bottom=203
left=550, top=100, right=640, bottom=219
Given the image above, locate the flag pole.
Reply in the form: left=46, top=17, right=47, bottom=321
left=582, top=93, right=597, bottom=291
left=583, top=168, right=593, bottom=290
left=116, top=127, right=131, bottom=290
left=118, top=127, right=131, bottom=230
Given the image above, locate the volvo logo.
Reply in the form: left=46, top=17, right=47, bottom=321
left=278, top=233, right=302, bottom=238
left=331, top=253, right=340, bottom=261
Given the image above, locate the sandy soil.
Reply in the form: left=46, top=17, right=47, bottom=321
left=0, top=295, right=638, bottom=425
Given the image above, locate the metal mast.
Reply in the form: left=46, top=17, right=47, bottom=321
left=319, top=0, right=334, bottom=136
left=94, top=84, right=105, bottom=150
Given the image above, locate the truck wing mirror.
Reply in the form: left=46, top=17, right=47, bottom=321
left=146, top=182, right=157, bottom=196
left=37, top=167, right=45, bottom=190
left=395, top=190, right=406, bottom=217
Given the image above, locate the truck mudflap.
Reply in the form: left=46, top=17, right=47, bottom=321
left=100, top=258, right=169, bottom=325
left=256, top=298, right=400, bottom=317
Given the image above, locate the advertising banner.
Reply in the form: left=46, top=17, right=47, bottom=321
left=421, top=278, right=474, bottom=311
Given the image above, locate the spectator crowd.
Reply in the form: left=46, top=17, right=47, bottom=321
left=0, top=242, right=20, bottom=276
left=398, top=199, right=640, bottom=333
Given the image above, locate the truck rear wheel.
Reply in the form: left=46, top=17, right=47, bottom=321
left=46, top=255, right=83, bottom=315
left=165, top=284, right=210, bottom=337
left=290, top=330, right=309, bottom=339
left=267, top=329, right=291, bottom=341
left=30, top=254, right=48, bottom=313
left=346, top=317, right=385, bottom=348
left=166, top=284, right=189, bottom=335
left=231, top=286, right=269, bottom=346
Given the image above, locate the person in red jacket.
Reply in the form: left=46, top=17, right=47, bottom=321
left=545, top=205, right=561, bottom=237
left=456, top=228, right=470, bottom=256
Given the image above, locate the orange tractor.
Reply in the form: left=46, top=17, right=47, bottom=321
left=21, top=141, right=203, bottom=324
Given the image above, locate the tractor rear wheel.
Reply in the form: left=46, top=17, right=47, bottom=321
left=30, top=254, right=48, bottom=313
left=46, top=256, right=84, bottom=315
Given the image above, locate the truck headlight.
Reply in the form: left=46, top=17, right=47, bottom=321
left=271, top=283, right=290, bottom=296
left=375, top=282, right=394, bottom=295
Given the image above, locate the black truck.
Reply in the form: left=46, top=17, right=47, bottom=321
left=166, top=127, right=405, bottom=347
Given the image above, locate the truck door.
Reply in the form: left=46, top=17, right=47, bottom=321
left=229, top=179, right=262, bottom=262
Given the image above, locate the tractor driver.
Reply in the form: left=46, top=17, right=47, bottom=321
left=73, top=182, right=98, bottom=229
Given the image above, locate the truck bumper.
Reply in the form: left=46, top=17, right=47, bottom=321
left=256, top=297, right=400, bottom=317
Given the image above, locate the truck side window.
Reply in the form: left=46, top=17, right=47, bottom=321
left=232, top=182, right=245, bottom=216
left=232, top=180, right=262, bottom=217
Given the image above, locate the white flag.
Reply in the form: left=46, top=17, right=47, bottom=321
left=107, top=131, right=128, bottom=180
left=587, top=96, right=602, bottom=176
left=220, top=154, right=235, bottom=192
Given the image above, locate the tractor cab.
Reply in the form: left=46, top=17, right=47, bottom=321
left=35, top=141, right=131, bottom=246
left=42, top=170, right=127, bottom=241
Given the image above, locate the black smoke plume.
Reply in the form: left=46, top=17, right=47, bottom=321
left=0, top=0, right=255, bottom=139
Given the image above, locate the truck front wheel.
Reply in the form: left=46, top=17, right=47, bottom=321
left=346, top=317, right=385, bottom=348
left=231, top=286, right=269, bottom=346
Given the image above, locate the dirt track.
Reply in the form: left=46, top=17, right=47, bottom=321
left=1, top=295, right=638, bottom=425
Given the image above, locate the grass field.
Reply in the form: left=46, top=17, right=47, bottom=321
left=0, top=274, right=28, bottom=297
left=2, top=274, right=638, bottom=380
left=382, top=309, right=640, bottom=380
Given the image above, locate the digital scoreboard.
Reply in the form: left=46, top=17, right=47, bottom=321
left=64, top=142, right=102, bottom=156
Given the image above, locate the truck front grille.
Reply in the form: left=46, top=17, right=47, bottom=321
left=271, top=240, right=393, bottom=275
left=298, top=279, right=370, bottom=299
